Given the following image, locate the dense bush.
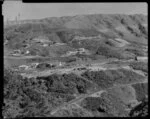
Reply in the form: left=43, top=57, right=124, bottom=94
left=81, top=70, right=114, bottom=89
left=129, top=61, right=148, bottom=73
left=53, top=104, right=92, bottom=117
left=96, top=43, right=126, bottom=59
left=81, top=92, right=128, bottom=117
left=81, top=69, right=145, bottom=89
left=3, top=68, right=78, bottom=118
left=132, top=83, right=148, bottom=101
left=125, top=48, right=145, bottom=56
left=129, top=98, right=148, bottom=117
left=117, top=69, right=145, bottom=84
left=38, top=73, right=94, bottom=94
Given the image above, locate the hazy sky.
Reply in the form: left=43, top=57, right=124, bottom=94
left=3, top=2, right=147, bottom=21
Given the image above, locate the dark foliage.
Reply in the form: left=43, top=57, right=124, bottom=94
left=96, top=43, right=129, bottom=59
left=81, top=93, right=128, bottom=117
left=129, top=61, right=148, bottom=73
left=129, top=98, right=148, bottom=117
left=132, top=83, right=148, bottom=101
left=38, top=73, right=94, bottom=94
left=81, top=69, right=144, bottom=89
left=3, top=68, right=78, bottom=118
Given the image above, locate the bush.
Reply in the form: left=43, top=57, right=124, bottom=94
left=129, top=98, right=148, bottom=117
left=132, top=83, right=148, bottom=101
left=129, top=61, right=148, bottom=73
left=125, top=48, right=145, bottom=56
left=96, top=44, right=125, bottom=59
left=3, top=68, right=77, bottom=118
left=81, top=69, right=145, bottom=89
left=81, top=70, right=114, bottom=89
left=39, top=73, right=94, bottom=94
left=81, top=93, right=128, bottom=117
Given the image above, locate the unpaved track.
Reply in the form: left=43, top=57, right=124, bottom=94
left=50, top=79, right=147, bottom=115
left=21, top=59, right=120, bottom=78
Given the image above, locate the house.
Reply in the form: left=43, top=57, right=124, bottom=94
left=77, top=48, right=88, bottom=54
left=4, top=40, right=8, bottom=45
left=33, top=36, right=50, bottom=43
left=78, top=48, right=85, bottom=52
left=54, top=42, right=66, bottom=46
left=13, top=49, right=21, bottom=54
left=36, top=63, right=56, bottom=69
left=25, top=50, right=30, bottom=54
left=58, top=62, right=65, bottom=67
left=19, top=65, right=29, bottom=70
left=43, top=44, right=48, bottom=47
left=10, top=49, right=22, bottom=56
left=30, top=62, right=39, bottom=68
left=63, top=50, right=78, bottom=57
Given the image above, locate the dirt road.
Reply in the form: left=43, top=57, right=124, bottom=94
left=50, top=79, right=147, bottom=115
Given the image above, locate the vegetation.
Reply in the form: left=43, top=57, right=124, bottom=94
left=37, top=73, right=94, bottom=94
left=3, top=68, right=78, bottom=118
left=129, top=61, right=148, bottom=73
left=81, top=92, right=128, bottom=117
left=81, top=69, right=144, bottom=89
left=129, top=98, right=148, bottom=117
left=132, top=83, right=148, bottom=101
left=4, top=14, right=147, bottom=117
left=125, top=48, right=145, bottom=56
left=96, top=43, right=134, bottom=59
left=53, top=104, right=92, bottom=117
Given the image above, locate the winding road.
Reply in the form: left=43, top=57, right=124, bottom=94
left=50, top=78, right=147, bottom=115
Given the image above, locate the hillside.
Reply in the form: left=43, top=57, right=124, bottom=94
left=4, top=14, right=147, bottom=62
left=3, top=14, right=148, bottom=118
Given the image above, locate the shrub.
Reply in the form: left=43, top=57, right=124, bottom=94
left=132, top=83, right=148, bottom=101
left=129, top=98, right=148, bottom=117
left=81, top=69, right=145, bottom=89
left=129, top=61, right=148, bottom=73
left=81, top=93, right=128, bottom=116
left=96, top=44, right=125, bottom=59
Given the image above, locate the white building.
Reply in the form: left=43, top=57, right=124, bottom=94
left=19, top=65, right=29, bottom=70
left=25, top=50, right=30, bottom=54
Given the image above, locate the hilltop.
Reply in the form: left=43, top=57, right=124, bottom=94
left=4, top=14, right=147, bottom=58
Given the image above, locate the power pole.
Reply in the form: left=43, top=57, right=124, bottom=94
left=15, top=16, right=17, bottom=24
left=7, top=18, right=9, bottom=25
left=18, top=13, right=20, bottom=21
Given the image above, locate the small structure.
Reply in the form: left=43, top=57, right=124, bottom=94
left=43, top=44, right=48, bottom=47
left=10, top=49, right=22, bottom=56
left=30, top=62, right=39, bottom=68
left=36, top=62, right=55, bottom=70
left=58, top=62, right=65, bottom=67
left=78, top=48, right=85, bottom=53
left=54, top=42, right=66, bottom=46
left=25, top=50, right=30, bottom=54
left=19, top=65, right=29, bottom=70
left=33, top=36, right=50, bottom=43
left=4, top=40, right=8, bottom=45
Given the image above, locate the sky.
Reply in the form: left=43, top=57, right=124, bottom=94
left=3, top=2, right=147, bottom=22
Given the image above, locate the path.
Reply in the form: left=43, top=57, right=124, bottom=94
left=50, top=79, right=147, bottom=115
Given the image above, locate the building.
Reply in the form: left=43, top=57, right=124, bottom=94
left=30, top=62, right=39, bottom=68
left=19, top=65, right=29, bottom=70
left=54, top=42, right=66, bottom=46
left=33, top=36, right=50, bottom=43
left=58, top=62, right=65, bottom=67
left=43, top=44, right=48, bottom=47
left=10, top=49, right=22, bottom=56
left=25, top=50, right=30, bottom=54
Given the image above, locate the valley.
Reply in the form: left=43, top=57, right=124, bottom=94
left=3, top=13, right=148, bottom=117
